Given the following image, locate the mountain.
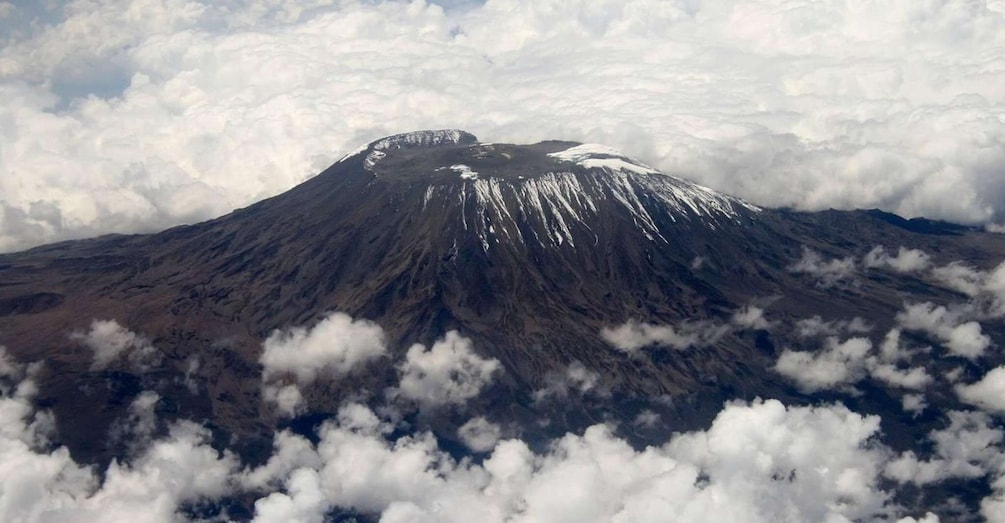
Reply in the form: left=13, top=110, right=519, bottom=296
left=2, top=130, right=1005, bottom=519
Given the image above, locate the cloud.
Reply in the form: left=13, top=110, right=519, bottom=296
left=391, top=331, right=501, bottom=410
left=956, top=366, right=1005, bottom=413
left=789, top=248, right=857, bottom=288
left=864, top=246, right=932, bottom=273
left=602, top=305, right=770, bottom=353
left=260, top=312, right=387, bottom=384
left=0, top=365, right=965, bottom=523
left=774, top=336, right=873, bottom=392
left=794, top=315, right=872, bottom=338
left=896, top=302, right=990, bottom=359
left=533, top=360, right=607, bottom=402
left=457, top=416, right=502, bottom=453
left=901, top=393, right=927, bottom=416
left=601, top=319, right=729, bottom=353
left=245, top=398, right=905, bottom=522
left=632, top=410, right=660, bottom=429
left=259, top=312, right=386, bottom=415
left=886, top=410, right=1004, bottom=486
left=931, top=262, right=987, bottom=296
left=0, top=367, right=240, bottom=523
left=109, top=390, right=161, bottom=445
left=261, top=383, right=306, bottom=418
left=774, top=329, right=932, bottom=393
left=2, top=0, right=1005, bottom=252
left=71, top=319, right=160, bottom=371
left=731, top=305, right=771, bottom=330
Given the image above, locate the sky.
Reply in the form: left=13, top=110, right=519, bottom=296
left=0, top=0, right=1003, bottom=252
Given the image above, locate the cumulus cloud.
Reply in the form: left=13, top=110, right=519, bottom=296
left=259, top=311, right=386, bottom=415
left=886, top=410, right=1004, bottom=486
left=731, top=305, right=771, bottom=330
left=896, top=302, right=990, bottom=359
left=2, top=0, right=1005, bottom=252
left=245, top=398, right=908, bottom=522
left=0, top=364, right=968, bottom=523
left=775, top=329, right=932, bottom=393
left=956, top=366, right=1005, bottom=413
left=789, top=248, right=857, bottom=288
left=71, top=319, right=159, bottom=371
left=533, top=360, right=607, bottom=402
left=391, top=331, right=500, bottom=410
left=0, top=367, right=240, bottom=523
left=632, top=410, right=660, bottom=429
left=864, top=246, right=932, bottom=273
left=260, top=312, right=387, bottom=384
left=794, top=315, right=872, bottom=338
left=110, top=390, right=161, bottom=445
left=902, top=393, right=927, bottom=416
left=457, top=417, right=502, bottom=453
left=601, top=319, right=729, bottom=353
left=602, top=305, right=770, bottom=353
left=931, top=261, right=988, bottom=296
left=774, top=336, right=873, bottom=392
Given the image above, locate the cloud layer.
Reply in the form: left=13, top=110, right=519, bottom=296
left=1, top=0, right=1004, bottom=251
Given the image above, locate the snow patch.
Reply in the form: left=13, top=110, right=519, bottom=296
left=365, top=130, right=476, bottom=171
left=548, top=143, right=660, bottom=176
left=336, top=142, right=369, bottom=164
left=450, top=164, right=479, bottom=180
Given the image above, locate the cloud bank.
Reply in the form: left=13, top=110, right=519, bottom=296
left=1, top=0, right=1004, bottom=252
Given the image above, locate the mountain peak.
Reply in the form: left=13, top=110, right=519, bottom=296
left=320, top=132, right=759, bottom=254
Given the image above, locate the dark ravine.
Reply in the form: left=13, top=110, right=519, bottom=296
left=1, top=130, right=1004, bottom=517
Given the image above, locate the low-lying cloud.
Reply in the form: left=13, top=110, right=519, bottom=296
left=71, top=319, right=159, bottom=371
left=391, top=330, right=501, bottom=410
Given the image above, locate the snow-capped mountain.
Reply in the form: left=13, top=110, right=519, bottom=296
left=2, top=130, right=1005, bottom=520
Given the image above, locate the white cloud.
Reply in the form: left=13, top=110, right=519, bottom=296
left=886, top=410, right=1004, bottom=486
left=774, top=336, right=872, bottom=392
left=262, top=383, right=305, bottom=418
left=864, top=246, right=932, bottom=273
left=896, top=302, right=990, bottom=359
left=71, top=319, right=159, bottom=371
left=632, top=410, right=660, bottom=428
left=2, top=0, right=1005, bottom=252
left=789, top=247, right=857, bottom=288
left=457, top=417, right=501, bottom=453
left=0, top=368, right=960, bottom=523
left=0, top=346, right=20, bottom=382
left=775, top=329, right=932, bottom=393
left=601, top=319, right=729, bottom=353
left=794, top=315, right=872, bottom=338
left=731, top=304, right=771, bottom=330
left=247, top=399, right=905, bottom=522
left=870, top=363, right=933, bottom=391
left=392, top=331, right=501, bottom=410
left=259, top=312, right=386, bottom=415
left=956, top=366, right=1005, bottom=413
left=930, top=262, right=986, bottom=296
left=260, top=312, right=387, bottom=384
left=0, top=369, right=240, bottom=523
left=533, top=361, right=607, bottom=402
left=901, top=393, right=927, bottom=416
left=110, top=390, right=161, bottom=444
left=602, top=305, right=769, bottom=353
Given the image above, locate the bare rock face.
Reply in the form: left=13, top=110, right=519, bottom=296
left=1, top=130, right=1004, bottom=516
